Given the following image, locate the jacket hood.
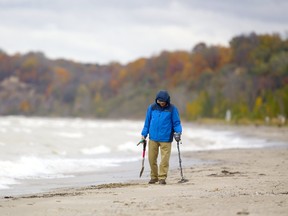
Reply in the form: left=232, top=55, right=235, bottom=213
left=155, top=90, right=170, bottom=105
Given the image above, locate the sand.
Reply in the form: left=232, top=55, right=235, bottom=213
left=0, top=126, right=288, bottom=216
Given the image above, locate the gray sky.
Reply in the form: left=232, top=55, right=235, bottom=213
left=0, top=0, right=287, bottom=64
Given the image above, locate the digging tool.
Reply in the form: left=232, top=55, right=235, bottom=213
left=176, top=140, right=189, bottom=183
left=137, top=139, right=147, bottom=178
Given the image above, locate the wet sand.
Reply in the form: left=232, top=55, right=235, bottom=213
left=0, top=125, right=287, bottom=216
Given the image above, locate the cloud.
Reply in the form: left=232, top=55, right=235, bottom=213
left=0, top=0, right=287, bottom=64
left=181, top=0, right=288, bottom=23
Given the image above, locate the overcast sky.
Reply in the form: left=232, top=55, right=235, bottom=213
left=0, top=0, right=287, bottom=64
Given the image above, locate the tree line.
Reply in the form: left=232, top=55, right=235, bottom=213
left=0, top=32, right=287, bottom=124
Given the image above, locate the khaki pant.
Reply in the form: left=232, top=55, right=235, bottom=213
left=148, top=140, right=172, bottom=180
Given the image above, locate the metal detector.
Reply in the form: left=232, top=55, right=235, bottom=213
left=137, top=139, right=147, bottom=177
left=176, top=140, right=189, bottom=183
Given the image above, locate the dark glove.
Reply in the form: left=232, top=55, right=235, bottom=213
left=174, top=132, right=181, bottom=142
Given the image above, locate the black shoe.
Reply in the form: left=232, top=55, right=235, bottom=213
left=159, top=179, right=166, bottom=185
left=148, top=179, right=158, bottom=184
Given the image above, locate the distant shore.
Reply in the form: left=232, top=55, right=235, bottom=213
left=1, top=124, right=287, bottom=216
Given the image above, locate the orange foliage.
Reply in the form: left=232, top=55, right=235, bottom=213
left=191, top=53, right=210, bottom=77
left=53, top=67, right=71, bottom=84
left=217, top=46, right=232, bottom=69
left=166, top=52, right=189, bottom=75
left=126, top=58, right=147, bottom=82
left=109, top=79, right=119, bottom=92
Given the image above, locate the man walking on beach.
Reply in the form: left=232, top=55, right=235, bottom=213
left=141, top=90, right=182, bottom=185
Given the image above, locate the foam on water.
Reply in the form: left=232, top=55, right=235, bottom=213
left=118, top=141, right=140, bottom=152
left=0, top=155, right=138, bottom=189
left=55, top=132, right=84, bottom=138
left=81, top=145, right=111, bottom=155
left=181, top=127, right=278, bottom=151
left=0, top=116, right=285, bottom=193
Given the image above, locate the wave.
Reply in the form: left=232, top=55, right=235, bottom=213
left=0, top=155, right=138, bottom=190
left=181, top=128, right=284, bottom=151
left=81, top=146, right=111, bottom=155
left=0, top=116, right=286, bottom=193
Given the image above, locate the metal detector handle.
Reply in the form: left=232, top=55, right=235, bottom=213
left=137, top=139, right=147, bottom=155
left=142, top=140, right=147, bottom=157
left=174, top=132, right=181, bottom=142
left=137, top=139, right=146, bottom=146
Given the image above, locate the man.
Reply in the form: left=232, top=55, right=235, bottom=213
left=141, top=90, right=182, bottom=185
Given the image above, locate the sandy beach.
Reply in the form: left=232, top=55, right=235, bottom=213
left=0, top=125, right=288, bottom=216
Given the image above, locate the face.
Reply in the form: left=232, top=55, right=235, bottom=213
left=157, top=100, right=167, bottom=107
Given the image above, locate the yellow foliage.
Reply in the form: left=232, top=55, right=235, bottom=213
left=22, top=57, right=38, bottom=70
left=186, top=101, right=202, bottom=119
left=254, top=96, right=263, bottom=111
left=118, top=69, right=128, bottom=80
left=20, top=101, right=31, bottom=112
left=94, top=92, right=102, bottom=103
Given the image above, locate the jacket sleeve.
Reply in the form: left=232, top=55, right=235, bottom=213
left=172, top=106, right=182, bottom=134
left=141, top=105, right=152, bottom=138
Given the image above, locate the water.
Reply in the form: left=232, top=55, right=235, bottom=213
left=0, top=116, right=285, bottom=196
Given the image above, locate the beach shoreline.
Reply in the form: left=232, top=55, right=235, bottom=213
left=1, top=124, right=287, bottom=215
left=1, top=146, right=287, bottom=216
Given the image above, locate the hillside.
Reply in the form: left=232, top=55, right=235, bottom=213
left=0, top=32, right=287, bottom=124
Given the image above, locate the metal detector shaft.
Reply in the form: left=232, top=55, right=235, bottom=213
left=177, top=140, right=188, bottom=183
left=177, top=141, right=184, bottom=178
left=138, top=139, right=147, bottom=177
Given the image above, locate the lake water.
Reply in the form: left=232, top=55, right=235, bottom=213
left=0, top=116, right=285, bottom=196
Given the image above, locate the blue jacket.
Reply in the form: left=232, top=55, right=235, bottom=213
left=141, top=90, right=182, bottom=142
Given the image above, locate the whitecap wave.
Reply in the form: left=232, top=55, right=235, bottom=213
left=55, top=132, right=84, bottom=138
left=0, top=155, right=137, bottom=190
left=81, top=146, right=111, bottom=155
left=118, top=142, right=139, bottom=152
left=180, top=128, right=275, bottom=151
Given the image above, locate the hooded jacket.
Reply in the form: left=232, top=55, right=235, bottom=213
left=141, top=90, right=182, bottom=142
